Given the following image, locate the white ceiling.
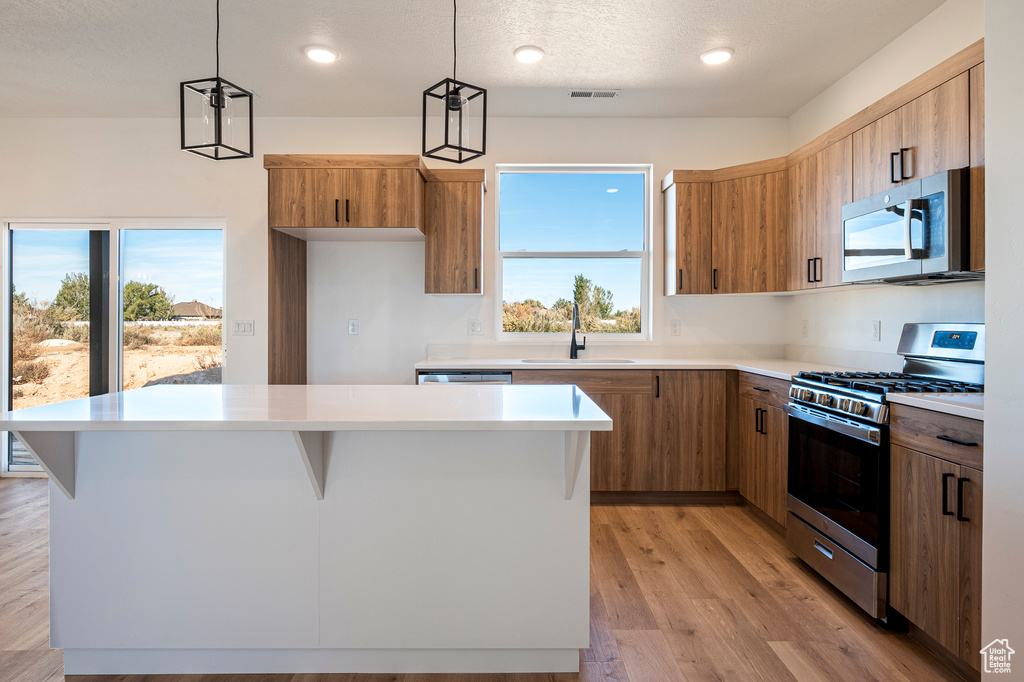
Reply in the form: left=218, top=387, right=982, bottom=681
left=0, top=0, right=947, bottom=119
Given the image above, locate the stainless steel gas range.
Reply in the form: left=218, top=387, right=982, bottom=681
left=785, top=322, right=984, bottom=620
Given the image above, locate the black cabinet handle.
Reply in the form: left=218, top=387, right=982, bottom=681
left=678, top=268, right=683, bottom=292
left=936, top=434, right=979, bottom=447
left=334, top=199, right=339, bottom=223
left=890, top=151, right=901, bottom=184
left=756, top=408, right=765, bottom=434
left=345, top=199, right=350, bottom=223
left=942, top=472, right=955, bottom=516
left=807, top=258, right=813, bottom=284
left=474, top=268, right=479, bottom=291
left=761, top=409, right=767, bottom=436
left=956, top=477, right=970, bottom=522
left=655, top=375, right=660, bottom=398
left=814, top=257, right=823, bottom=282
left=899, top=147, right=911, bottom=180
left=712, top=268, right=718, bottom=290
left=753, top=386, right=770, bottom=392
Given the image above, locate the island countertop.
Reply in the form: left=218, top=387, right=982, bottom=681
left=0, top=384, right=613, bottom=432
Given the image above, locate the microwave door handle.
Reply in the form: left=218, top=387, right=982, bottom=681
left=903, top=202, right=915, bottom=260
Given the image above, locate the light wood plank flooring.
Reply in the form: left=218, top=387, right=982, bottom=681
left=0, top=478, right=961, bottom=681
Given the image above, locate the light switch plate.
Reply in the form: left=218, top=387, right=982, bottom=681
left=348, top=319, right=359, bottom=335
left=231, top=320, right=254, bottom=336
left=871, top=320, right=881, bottom=342
left=468, top=319, right=483, bottom=335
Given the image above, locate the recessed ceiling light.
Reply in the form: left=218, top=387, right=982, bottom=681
left=305, top=46, right=339, bottom=63
left=606, top=188, right=619, bottom=193
left=700, top=48, right=734, bottom=65
left=514, top=45, right=545, bottom=63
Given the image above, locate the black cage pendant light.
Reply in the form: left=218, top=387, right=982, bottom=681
left=422, top=0, right=487, bottom=164
left=180, top=0, right=254, bottom=159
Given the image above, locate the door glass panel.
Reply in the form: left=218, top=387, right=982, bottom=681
left=843, top=201, right=925, bottom=271
left=120, top=230, right=223, bottom=388
left=8, top=229, right=92, bottom=468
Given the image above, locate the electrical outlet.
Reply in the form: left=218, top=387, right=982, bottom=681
left=231, top=320, right=254, bottom=336
left=348, top=319, right=359, bottom=335
left=468, top=319, right=483, bottom=335
left=802, top=319, right=809, bottom=338
left=670, top=319, right=681, bottom=336
left=871, top=320, right=881, bottom=342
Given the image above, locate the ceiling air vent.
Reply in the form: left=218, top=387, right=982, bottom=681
left=568, top=89, right=620, bottom=99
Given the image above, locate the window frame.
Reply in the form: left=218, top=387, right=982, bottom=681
left=495, top=163, right=653, bottom=341
left=1, top=218, right=225, bottom=477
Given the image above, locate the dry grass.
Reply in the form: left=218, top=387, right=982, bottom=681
left=177, top=324, right=222, bottom=346
left=12, top=360, right=50, bottom=384
left=122, top=325, right=155, bottom=349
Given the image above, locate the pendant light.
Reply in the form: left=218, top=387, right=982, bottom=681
left=422, top=0, right=487, bottom=164
left=180, top=0, right=254, bottom=159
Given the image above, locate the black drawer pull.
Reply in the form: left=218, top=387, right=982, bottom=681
left=753, top=386, right=770, bottom=392
left=941, top=472, right=955, bottom=516
left=936, top=434, right=978, bottom=447
left=956, top=477, right=970, bottom=522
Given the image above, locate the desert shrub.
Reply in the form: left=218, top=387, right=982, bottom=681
left=61, top=323, right=90, bottom=344
left=13, top=360, right=50, bottom=384
left=177, top=324, right=222, bottom=346
left=193, top=354, right=222, bottom=371
left=123, top=325, right=155, bottom=349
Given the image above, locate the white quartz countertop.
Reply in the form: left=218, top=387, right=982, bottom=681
left=886, top=392, right=984, bottom=420
left=415, top=358, right=853, bottom=382
left=0, top=384, right=613, bottom=432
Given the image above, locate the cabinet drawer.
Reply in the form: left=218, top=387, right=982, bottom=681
left=738, top=372, right=790, bottom=409
left=512, top=370, right=653, bottom=395
left=890, top=404, right=983, bottom=470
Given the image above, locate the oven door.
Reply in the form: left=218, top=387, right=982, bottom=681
left=786, top=403, right=888, bottom=569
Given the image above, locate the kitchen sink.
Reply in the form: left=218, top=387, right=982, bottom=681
left=520, top=358, right=637, bottom=364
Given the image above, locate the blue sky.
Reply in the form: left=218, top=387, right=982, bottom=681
left=499, top=172, right=645, bottom=310
left=12, top=229, right=223, bottom=310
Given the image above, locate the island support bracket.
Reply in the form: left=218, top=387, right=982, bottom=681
left=13, top=430, right=77, bottom=500
left=564, top=430, right=589, bottom=500
left=292, top=431, right=326, bottom=500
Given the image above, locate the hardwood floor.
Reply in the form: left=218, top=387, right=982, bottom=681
left=0, top=478, right=961, bottom=681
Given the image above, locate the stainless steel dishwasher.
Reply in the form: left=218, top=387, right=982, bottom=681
left=417, top=371, right=513, bottom=385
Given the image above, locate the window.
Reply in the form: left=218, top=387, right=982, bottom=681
left=497, top=165, right=650, bottom=336
left=3, top=221, right=223, bottom=475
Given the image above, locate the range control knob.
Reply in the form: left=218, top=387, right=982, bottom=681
left=816, top=394, right=834, bottom=407
left=838, top=398, right=851, bottom=411
left=800, top=389, right=815, bottom=401
left=850, top=401, right=868, bottom=416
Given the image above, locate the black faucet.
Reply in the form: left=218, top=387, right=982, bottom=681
left=570, top=302, right=586, bottom=359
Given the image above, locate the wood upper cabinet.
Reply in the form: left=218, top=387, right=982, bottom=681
left=652, top=370, right=726, bottom=491
left=424, top=173, right=485, bottom=294
left=265, top=155, right=425, bottom=230
left=712, top=171, right=788, bottom=293
left=853, top=74, right=969, bottom=201
left=969, top=63, right=985, bottom=271
left=663, top=180, right=713, bottom=295
left=890, top=444, right=983, bottom=670
left=788, top=138, right=853, bottom=290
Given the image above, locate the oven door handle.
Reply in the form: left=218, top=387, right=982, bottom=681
left=786, top=403, right=882, bottom=445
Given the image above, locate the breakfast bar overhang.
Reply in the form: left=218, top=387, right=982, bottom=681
left=0, top=384, right=611, bottom=676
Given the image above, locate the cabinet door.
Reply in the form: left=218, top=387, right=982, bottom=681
left=712, top=172, right=787, bottom=294
left=711, top=177, right=742, bottom=294
left=901, top=73, right=969, bottom=183
left=787, top=155, right=818, bottom=291
left=424, top=181, right=483, bottom=294
left=969, top=63, right=985, bottom=272
left=345, top=169, right=422, bottom=229
left=737, top=397, right=762, bottom=504
left=890, top=445, right=960, bottom=653
left=268, top=169, right=318, bottom=228
left=665, top=182, right=713, bottom=295
left=589, top=392, right=654, bottom=491
left=957, top=466, right=982, bottom=669
left=652, top=371, right=726, bottom=491
left=759, top=404, right=788, bottom=525
left=816, top=137, right=852, bottom=288
left=314, top=169, right=346, bottom=226
left=852, top=109, right=902, bottom=201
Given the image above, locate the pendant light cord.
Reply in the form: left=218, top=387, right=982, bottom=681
left=215, top=0, right=221, bottom=81
left=452, top=0, right=457, bottom=84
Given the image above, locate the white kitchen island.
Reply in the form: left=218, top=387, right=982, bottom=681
left=0, top=384, right=610, bottom=676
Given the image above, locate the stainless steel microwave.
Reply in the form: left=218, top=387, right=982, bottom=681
left=841, top=168, right=980, bottom=284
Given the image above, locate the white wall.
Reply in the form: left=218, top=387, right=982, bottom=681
left=983, top=0, right=1024, bottom=673
left=788, top=0, right=984, bottom=149
left=0, top=116, right=791, bottom=385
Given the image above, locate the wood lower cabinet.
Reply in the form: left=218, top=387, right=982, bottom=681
left=512, top=369, right=725, bottom=492
left=652, top=370, right=726, bottom=491
left=890, top=444, right=983, bottom=670
left=424, top=175, right=484, bottom=294
left=737, top=396, right=787, bottom=525
left=712, top=171, right=787, bottom=293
